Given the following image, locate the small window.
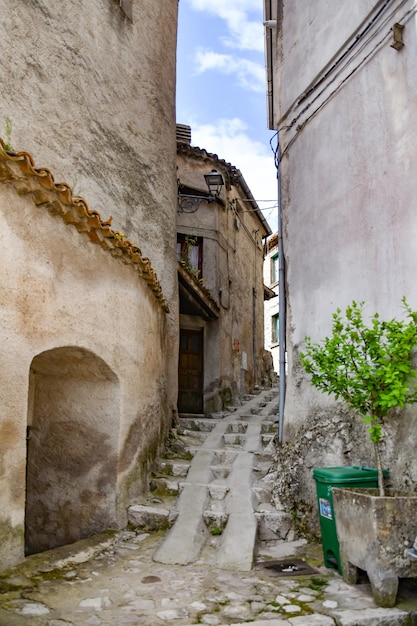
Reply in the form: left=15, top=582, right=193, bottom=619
left=272, top=313, right=279, bottom=344
left=177, top=234, right=203, bottom=277
left=271, top=254, right=279, bottom=285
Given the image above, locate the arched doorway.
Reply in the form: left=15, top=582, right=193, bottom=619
left=25, top=347, right=120, bottom=555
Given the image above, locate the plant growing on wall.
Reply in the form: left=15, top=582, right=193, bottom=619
left=300, top=298, right=417, bottom=496
left=3, top=116, right=13, bottom=151
left=181, top=235, right=201, bottom=280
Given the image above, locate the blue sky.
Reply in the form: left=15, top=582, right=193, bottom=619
left=176, top=0, right=278, bottom=232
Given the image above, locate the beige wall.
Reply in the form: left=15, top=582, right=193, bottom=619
left=0, top=179, right=171, bottom=567
left=0, top=0, right=178, bottom=568
left=0, top=0, right=179, bottom=411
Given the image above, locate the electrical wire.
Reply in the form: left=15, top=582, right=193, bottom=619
left=298, top=0, right=395, bottom=105
left=277, top=0, right=399, bottom=129
left=287, top=0, right=413, bottom=133
left=278, top=1, right=417, bottom=161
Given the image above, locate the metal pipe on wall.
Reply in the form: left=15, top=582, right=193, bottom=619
left=276, top=132, right=286, bottom=442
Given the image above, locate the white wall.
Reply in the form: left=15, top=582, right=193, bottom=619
left=271, top=0, right=417, bottom=489
left=263, top=242, right=279, bottom=372
left=0, top=0, right=179, bottom=423
left=0, top=178, right=170, bottom=567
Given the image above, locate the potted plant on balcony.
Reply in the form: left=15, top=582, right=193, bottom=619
left=300, top=298, right=417, bottom=607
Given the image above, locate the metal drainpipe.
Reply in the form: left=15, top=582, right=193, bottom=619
left=253, top=229, right=259, bottom=388
left=276, top=131, right=286, bottom=443
left=253, top=286, right=257, bottom=387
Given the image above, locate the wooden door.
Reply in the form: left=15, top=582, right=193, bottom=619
left=178, top=329, right=204, bottom=414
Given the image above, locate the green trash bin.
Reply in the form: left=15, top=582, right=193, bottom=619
left=312, top=466, right=385, bottom=573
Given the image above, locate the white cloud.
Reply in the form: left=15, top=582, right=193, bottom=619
left=191, top=119, right=278, bottom=231
left=194, top=48, right=265, bottom=93
left=186, top=0, right=264, bottom=52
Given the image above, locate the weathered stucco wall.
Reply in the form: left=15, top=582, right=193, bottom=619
left=0, top=0, right=179, bottom=418
left=177, top=149, right=268, bottom=411
left=0, top=177, right=170, bottom=567
left=269, top=0, right=417, bottom=519
left=0, top=0, right=179, bottom=569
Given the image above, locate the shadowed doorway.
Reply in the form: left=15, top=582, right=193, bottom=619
left=178, top=328, right=204, bottom=414
left=25, top=346, right=120, bottom=555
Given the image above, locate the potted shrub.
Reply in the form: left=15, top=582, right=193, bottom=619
left=300, top=298, right=417, bottom=607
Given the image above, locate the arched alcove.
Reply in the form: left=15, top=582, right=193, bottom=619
left=25, top=347, right=120, bottom=555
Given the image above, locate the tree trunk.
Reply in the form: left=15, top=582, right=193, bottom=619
left=374, top=441, right=385, bottom=497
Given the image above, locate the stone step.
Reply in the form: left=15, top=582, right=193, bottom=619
left=255, top=505, right=294, bottom=541
left=210, top=463, right=231, bottom=479
left=255, top=449, right=274, bottom=461
left=241, top=394, right=258, bottom=402
left=173, top=427, right=208, bottom=443
left=208, top=481, right=229, bottom=500
left=157, top=459, right=191, bottom=477
left=223, top=433, right=246, bottom=447
left=261, top=421, right=276, bottom=433
left=149, top=476, right=183, bottom=497
left=225, top=422, right=248, bottom=433
left=176, top=418, right=218, bottom=432
left=223, top=405, right=239, bottom=413
left=203, top=501, right=228, bottom=534
left=128, top=501, right=294, bottom=544
left=128, top=504, right=177, bottom=531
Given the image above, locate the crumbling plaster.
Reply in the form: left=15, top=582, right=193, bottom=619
left=0, top=178, right=170, bottom=568
left=0, top=0, right=179, bottom=425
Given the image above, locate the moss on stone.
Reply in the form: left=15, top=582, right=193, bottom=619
left=0, top=522, right=24, bottom=573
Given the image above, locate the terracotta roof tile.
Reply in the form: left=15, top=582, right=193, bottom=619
left=0, top=139, right=169, bottom=312
left=177, top=142, right=272, bottom=236
left=178, top=261, right=220, bottom=316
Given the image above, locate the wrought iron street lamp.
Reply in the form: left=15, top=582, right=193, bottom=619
left=178, top=169, right=224, bottom=213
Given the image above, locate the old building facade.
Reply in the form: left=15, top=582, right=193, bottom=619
left=176, top=126, right=272, bottom=414
left=0, top=0, right=178, bottom=569
left=263, top=233, right=279, bottom=372
left=264, top=0, right=417, bottom=519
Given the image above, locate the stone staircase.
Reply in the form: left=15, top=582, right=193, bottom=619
left=128, top=386, right=298, bottom=571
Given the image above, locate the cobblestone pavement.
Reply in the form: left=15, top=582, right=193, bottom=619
left=0, top=529, right=417, bottom=626
left=1, top=388, right=417, bottom=625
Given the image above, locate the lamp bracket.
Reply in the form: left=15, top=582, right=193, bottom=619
left=178, top=193, right=217, bottom=213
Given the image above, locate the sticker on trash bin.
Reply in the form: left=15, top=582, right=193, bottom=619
left=319, top=498, right=332, bottom=520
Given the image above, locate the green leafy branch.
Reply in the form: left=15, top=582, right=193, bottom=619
left=4, top=116, right=14, bottom=151
left=300, top=298, right=417, bottom=495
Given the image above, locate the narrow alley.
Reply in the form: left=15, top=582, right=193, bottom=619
left=1, top=389, right=416, bottom=626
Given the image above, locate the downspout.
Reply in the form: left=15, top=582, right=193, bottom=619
left=276, top=132, right=286, bottom=442
left=253, top=230, right=260, bottom=387
left=253, top=286, right=257, bottom=387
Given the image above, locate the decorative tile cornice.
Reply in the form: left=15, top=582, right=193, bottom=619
left=0, top=139, right=169, bottom=312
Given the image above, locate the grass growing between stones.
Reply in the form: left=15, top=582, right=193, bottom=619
left=308, top=576, right=328, bottom=592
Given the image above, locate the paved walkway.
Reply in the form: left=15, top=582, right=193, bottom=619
left=1, top=388, right=417, bottom=625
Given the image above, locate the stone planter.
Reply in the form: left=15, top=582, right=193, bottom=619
left=332, top=488, right=417, bottom=607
